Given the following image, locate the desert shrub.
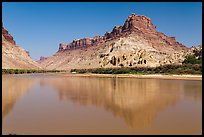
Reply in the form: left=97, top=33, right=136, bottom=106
left=8, top=69, right=15, bottom=74
left=112, top=68, right=129, bottom=74
left=182, top=55, right=202, bottom=64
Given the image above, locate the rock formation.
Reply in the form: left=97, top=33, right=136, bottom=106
left=2, top=23, right=16, bottom=45
left=57, top=13, right=187, bottom=53
left=37, top=56, right=48, bottom=64
left=38, top=13, right=197, bottom=70
left=185, top=45, right=202, bottom=59
left=2, top=23, right=41, bottom=69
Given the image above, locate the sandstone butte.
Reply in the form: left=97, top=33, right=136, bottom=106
left=2, top=23, right=41, bottom=69
left=2, top=13, right=202, bottom=70
left=38, top=13, right=201, bottom=70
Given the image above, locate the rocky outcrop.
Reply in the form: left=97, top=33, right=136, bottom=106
left=192, top=45, right=202, bottom=59
left=37, top=56, right=48, bottom=63
left=2, top=24, right=41, bottom=69
left=39, top=13, right=192, bottom=70
left=2, top=23, right=16, bottom=45
left=185, top=45, right=202, bottom=59
left=122, top=14, right=156, bottom=33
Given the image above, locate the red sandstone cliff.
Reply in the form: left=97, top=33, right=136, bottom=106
left=58, top=13, right=187, bottom=52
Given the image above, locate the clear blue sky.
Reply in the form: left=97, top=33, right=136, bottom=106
left=2, top=2, right=202, bottom=60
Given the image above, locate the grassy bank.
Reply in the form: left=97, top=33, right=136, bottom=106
left=71, top=64, right=202, bottom=75
left=2, top=69, right=65, bottom=74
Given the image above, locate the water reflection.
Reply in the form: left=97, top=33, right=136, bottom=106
left=2, top=75, right=202, bottom=134
left=40, top=77, right=201, bottom=129
left=182, top=81, right=202, bottom=101
left=2, top=76, right=37, bottom=123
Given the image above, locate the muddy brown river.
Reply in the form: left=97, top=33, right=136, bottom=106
left=2, top=74, right=202, bottom=135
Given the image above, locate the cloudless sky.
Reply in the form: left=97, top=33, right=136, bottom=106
left=2, top=2, right=202, bottom=60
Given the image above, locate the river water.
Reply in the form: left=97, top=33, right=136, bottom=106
left=2, top=74, right=202, bottom=135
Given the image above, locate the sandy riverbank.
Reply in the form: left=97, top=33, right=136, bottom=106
left=47, top=73, right=202, bottom=81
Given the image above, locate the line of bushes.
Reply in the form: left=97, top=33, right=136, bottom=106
left=71, top=64, right=202, bottom=75
left=2, top=69, right=64, bottom=74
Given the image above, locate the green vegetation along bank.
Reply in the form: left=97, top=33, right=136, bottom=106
left=2, top=69, right=65, bottom=74
left=71, top=64, right=202, bottom=75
